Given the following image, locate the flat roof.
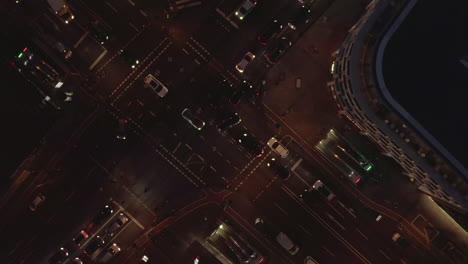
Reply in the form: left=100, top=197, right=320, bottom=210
left=382, top=0, right=468, bottom=175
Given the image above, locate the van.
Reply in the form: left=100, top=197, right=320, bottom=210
left=276, top=232, right=300, bottom=255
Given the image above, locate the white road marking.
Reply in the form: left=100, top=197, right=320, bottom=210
left=291, top=169, right=309, bottom=186
left=298, top=224, right=314, bottom=238
left=105, top=1, right=119, bottom=13
left=322, top=246, right=336, bottom=256
left=194, top=59, right=201, bottom=65
left=139, top=10, right=147, bottom=17
left=356, top=228, right=368, bottom=240
left=379, top=249, right=391, bottom=261
left=185, top=144, right=192, bottom=150
left=127, top=0, right=135, bottom=6
left=73, top=31, right=89, bottom=48
left=326, top=213, right=346, bottom=230
left=274, top=203, right=288, bottom=215
left=88, top=49, right=108, bottom=70
left=129, top=22, right=139, bottom=32
left=182, top=48, right=190, bottom=54
left=290, top=157, right=303, bottom=171
left=172, top=142, right=181, bottom=153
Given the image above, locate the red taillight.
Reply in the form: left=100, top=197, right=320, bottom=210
left=355, top=178, right=362, bottom=183
left=23, top=47, right=28, bottom=52
left=259, top=258, right=265, bottom=263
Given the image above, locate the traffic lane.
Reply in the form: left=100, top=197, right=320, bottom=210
left=11, top=166, right=110, bottom=264
left=79, top=0, right=147, bottom=41
left=253, top=184, right=364, bottom=264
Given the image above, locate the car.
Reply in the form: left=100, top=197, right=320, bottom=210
left=120, top=50, right=139, bottom=68
left=73, top=230, right=89, bottom=246
left=288, top=5, right=312, bottom=30
left=238, top=133, right=265, bottom=157
left=49, top=247, right=69, bottom=264
left=217, top=113, right=241, bottom=131
left=312, top=180, right=335, bottom=202
left=54, top=42, right=72, bottom=59
left=276, top=232, right=300, bottom=255
left=89, top=20, right=109, bottom=45
left=267, top=158, right=290, bottom=179
left=267, top=137, right=289, bottom=158
left=116, top=119, right=128, bottom=140
left=30, top=193, right=46, bottom=211
left=100, top=243, right=121, bottom=263
left=106, top=213, right=129, bottom=236
left=254, top=218, right=275, bottom=239
left=209, top=79, right=233, bottom=109
left=84, top=236, right=105, bottom=256
left=265, top=37, right=292, bottom=64
left=258, top=20, right=283, bottom=45
left=144, top=74, right=168, bottom=97
left=93, top=205, right=114, bottom=225
left=181, top=108, right=205, bottom=130
left=236, top=52, right=255, bottom=73
left=347, top=171, right=362, bottom=184
left=71, top=258, right=83, bottom=264
left=235, top=0, right=257, bottom=20
left=229, top=81, right=252, bottom=106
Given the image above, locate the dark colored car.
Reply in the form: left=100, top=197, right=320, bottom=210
left=83, top=236, right=105, bottom=256
left=289, top=5, right=312, bottom=30
left=265, top=37, right=292, bottom=64
left=120, top=50, right=140, bottom=68
left=217, top=113, right=241, bottom=131
left=93, top=205, right=114, bottom=225
left=89, top=20, right=109, bottom=44
left=72, top=230, right=89, bottom=246
left=238, top=133, right=265, bottom=157
left=258, top=19, right=283, bottom=45
left=267, top=158, right=290, bottom=179
left=229, top=81, right=253, bottom=106
left=116, top=119, right=128, bottom=140
left=49, top=247, right=69, bottom=264
left=209, top=79, right=233, bottom=109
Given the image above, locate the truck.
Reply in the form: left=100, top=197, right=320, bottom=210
left=47, top=0, right=74, bottom=24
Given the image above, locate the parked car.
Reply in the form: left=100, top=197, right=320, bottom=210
left=30, top=193, right=46, bottom=211
left=144, top=74, right=168, bottom=97
left=288, top=5, right=312, bottom=30
left=217, top=113, right=241, bottom=131
left=116, top=118, right=128, bottom=140
left=49, top=247, right=69, bottom=264
left=265, top=37, right=292, bottom=64
left=267, top=137, right=289, bottom=158
left=229, top=81, right=252, bottom=106
left=209, top=79, right=233, bottom=109
left=83, top=236, right=105, bottom=256
left=258, top=19, right=283, bottom=45
left=120, top=49, right=139, bottom=68
left=238, top=133, right=265, bottom=157
left=182, top=108, right=205, bottom=130
left=235, top=0, right=257, bottom=20
left=267, top=158, right=290, bottom=179
left=72, top=230, right=89, bottom=246
left=276, top=232, right=300, bottom=255
left=236, top=52, right=255, bottom=73
left=100, top=243, right=121, bottom=263
left=312, top=180, right=335, bottom=202
left=71, top=258, right=83, bottom=264
left=89, top=20, right=109, bottom=45
left=93, top=205, right=114, bottom=225
left=106, top=213, right=129, bottom=236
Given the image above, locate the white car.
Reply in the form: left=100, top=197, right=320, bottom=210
left=235, top=52, right=255, bottom=73
left=100, top=243, right=121, bottom=263
left=71, top=258, right=83, bottom=264
left=267, top=137, right=289, bottom=158
left=144, top=74, right=168, bottom=97
left=235, top=0, right=257, bottom=20
left=304, top=256, right=318, bottom=264
left=30, top=193, right=46, bottom=211
left=182, top=108, right=206, bottom=130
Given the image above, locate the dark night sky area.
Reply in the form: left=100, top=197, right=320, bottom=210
left=383, top=0, right=468, bottom=171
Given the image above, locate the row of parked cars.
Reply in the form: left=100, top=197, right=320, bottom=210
left=235, top=1, right=314, bottom=72
left=49, top=205, right=127, bottom=264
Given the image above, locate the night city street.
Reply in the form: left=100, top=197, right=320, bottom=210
left=1, top=0, right=467, bottom=264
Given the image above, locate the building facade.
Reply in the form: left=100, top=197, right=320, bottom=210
left=328, top=0, right=468, bottom=211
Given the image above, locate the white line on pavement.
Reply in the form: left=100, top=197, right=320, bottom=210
left=73, top=31, right=89, bottom=48
left=128, top=0, right=135, bottom=6
left=172, top=142, right=181, bottom=154
left=89, top=49, right=108, bottom=70
left=105, top=1, right=119, bottom=13
left=129, top=22, right=139, bottom=32
left=379, top=249, right=391, bottom=261
left=322, top=246, right=336, bottom=256
left=139, top=10, right=147, bottom=17
left=298, top=224, right=314, bottom=238
left=274, top=203, right=288, bottom=215
left=356, top=228, right=368, bottom=240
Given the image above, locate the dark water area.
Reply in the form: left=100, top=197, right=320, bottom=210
left=383, top=0, right=468, bottom=170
